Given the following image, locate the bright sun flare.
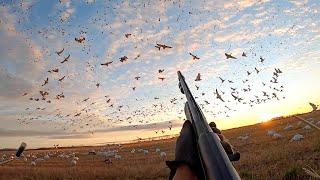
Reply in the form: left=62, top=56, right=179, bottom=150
left=259, top=113, right=280, bottom=123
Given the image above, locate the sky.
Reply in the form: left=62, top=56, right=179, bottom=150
left=0, top=0, right=319, bottom=148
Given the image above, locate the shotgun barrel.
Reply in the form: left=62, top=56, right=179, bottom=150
left=178, top=71, right=240, bottom=180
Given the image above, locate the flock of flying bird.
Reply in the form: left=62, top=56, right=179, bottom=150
left=12, top=0, right=307, bottom=140
left=18, top=37, right=287, bottom=136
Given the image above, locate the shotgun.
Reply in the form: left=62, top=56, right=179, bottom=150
left=178, top=71, right=240, bottom=180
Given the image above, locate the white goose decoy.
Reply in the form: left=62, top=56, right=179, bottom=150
left=303, top=125, right=312, bottom=130
left=35, top=158, right=44, bottom=162
left=237, top=135, right=249, bottom=140
left=291, top=134, right=304, bottom=141
left=272, top=133, right=283, bottom=139
left=115, top=154, right=122, bottom=160
left=143, top=150, right=149, bottom=155
left=131, top=149, right=135, bottom=153
left=160, top=152, right=167, bottom=157
left=70, top=160, right=77, bottom=166
left=266, top=130, right=276, bottom=136
left=31, top=161, right=36, bottom=166
left=284, top=124, right=293, bottom=130
left=44, top=155, right=50, bottom=160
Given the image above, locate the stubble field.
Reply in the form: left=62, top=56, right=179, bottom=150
left=1, top=111, right=319, bottom=180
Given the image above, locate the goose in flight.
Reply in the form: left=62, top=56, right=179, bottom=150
left=195, top=73, right=201, bottom=81
left=75, top=37, right=85, bottom=43
left=61, top=54, right=70, bottom=63
left=101, top=61, right=113, bottom=66
left=225, top=53, right=237, bottom=59
left=309, top=102, right=318, bottom=111
left=56, top=48, right=64, bottom=56
left=215, top=89, right=225, bottom=102
left=155, top=43, right=172, bottom=50
left=219, top=77, right=225, bottom=83
left=125, top=33, right=132, bottom=38
left=58, top=76, right=66, bottom=82
left=189, top=52, right=200, bottom=60
left=42, top=78, right=49, bottom=86
left=48, top=68, right=59, bottom=73
left=119, top=56, right=128, bottom=62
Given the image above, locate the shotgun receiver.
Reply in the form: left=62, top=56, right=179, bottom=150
left=177, top=71, right=240, bottom=180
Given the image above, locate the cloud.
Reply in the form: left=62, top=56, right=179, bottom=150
left=60, top=8, right=75, bottom=22
left=0, top=7, right=46, bottom=100
left=59, top=0, right=75, bottom=22
left=19, top=0, right=37, bottom=11
left=0, top=128, right=59, bottom=137
left=0, top=67, right=33, bottom=99
left=0, top=119, right=181, bottom=138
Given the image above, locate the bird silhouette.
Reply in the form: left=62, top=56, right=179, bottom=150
left=195, top=73, right=201, bottom=81
left=215, top=89, right=225, bottom=102
left=189, top=52, right=200, bottom=60
left=75, top=37, right=85, bottom=43
left=83, top=98, right=90, bottom=102
left=61, top=54, right=70, bottom=63
left=56, top=48, right=64, bottom=56
left=254, top=67, right=260, bottom=74
left=48, top=68, right=59, bottom=73
left=125, top=33, right=132, bottom=38
left=101, top=61, right=113, bottom=66
left=119, top=56, right=128, bottom=62
left=158, top=77, right=165, bottom=81
left=231, top=92, right=239, bottom=101
left=275, top=68, right=282, bottom=74
left=155, top=43, right=172, bottom=50
left=134, top=54, right=140, bottom=60
left=219, top=77, right=225, bottom=83
left=58, top=76, right=66, bottom=82
left=309, top=102, right=318, bottom=111
left=225, top=53, right=237, bottom=59
left=42, top=78, right=48, bottom=86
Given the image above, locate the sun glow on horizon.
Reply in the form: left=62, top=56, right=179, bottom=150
left=258, top=113, right=281, bottom=123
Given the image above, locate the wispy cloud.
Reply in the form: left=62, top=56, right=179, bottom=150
left=0, top=0, right=319, bottom=148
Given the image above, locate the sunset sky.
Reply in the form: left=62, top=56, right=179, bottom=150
left=0, top=0, right=319, bottom=148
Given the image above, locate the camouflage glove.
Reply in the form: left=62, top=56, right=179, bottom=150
left=166, top=120, right=204, bottom=180
left=209, top=122, right=240, bottom=161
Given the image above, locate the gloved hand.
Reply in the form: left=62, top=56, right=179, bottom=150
left=166, top=120, right=240, bottom=179
left=209, top=122, right=240, bottom=161
left=166, top=120, right=204, bottom=180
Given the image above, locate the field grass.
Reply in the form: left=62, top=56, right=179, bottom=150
left=1, top=111, right=320, bottom=180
